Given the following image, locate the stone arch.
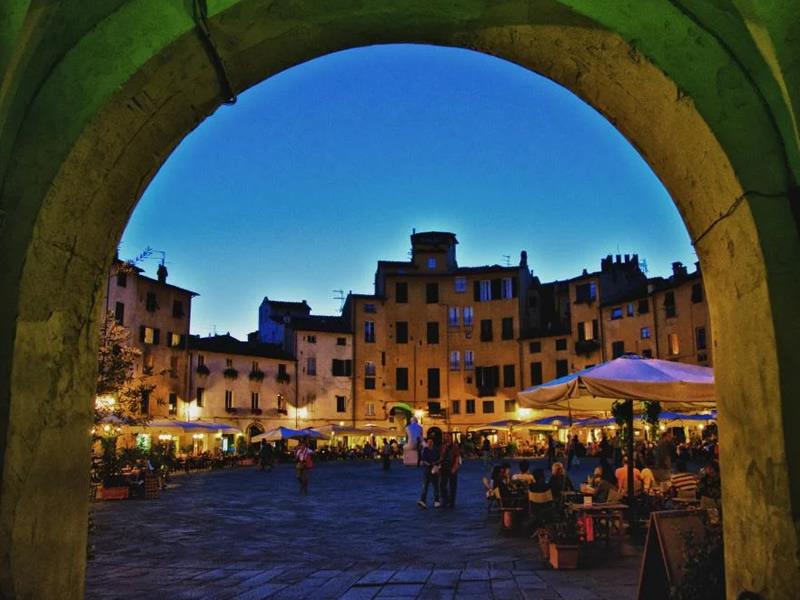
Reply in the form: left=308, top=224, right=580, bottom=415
left=1, top=2, right=798, bottom=598
left=246, top=422, right=265, bottom=441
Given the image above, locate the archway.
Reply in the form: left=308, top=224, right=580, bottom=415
left=1, top=2, right=798, bottom=598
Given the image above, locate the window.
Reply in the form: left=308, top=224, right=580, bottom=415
left=364, top=362, right=376, bottom=389
left=307, top=357, right=316, bottom=375
left=306, top=335, right=317, bottom=343
left=196, top=387, right=204, bottom=408
left=336, top=337, right=346, bottom=346
left=665, top=291, right=676, bottom=318
left=627, top=303, right=635, bottom=317
left=426, top=321, right=439, bottom=344
left=501, top=317, right=514, bottom=340
left=251, top=392, right=260, bottom=411
left=454, top=276, right=466, bottom=293
left=505, top=399, right=516, bottom=413
left=610, top=307, right=623, bottom=320
left=395, top=281, right=408, bottom=303
left=575, top=281, right=597, bottom=303
left=642, top=349, right=653, bottom=358
left=198, top=355, right=205, bottom=366
left=641, top=327, right=651, bottom=339
left=466, top=399, right=476, bottom=414
left=381, top=351, right=386, bottom=366
left=451, top=400, right=461, bottom=415
left=251, top=361, right=259, bottom=372
left=482, top=400, right=495, bottom=414
left=336, top=396, right=346, bottom=413
left=578, top=320, right=597, bottom=341
left=427, top=257, right=437, bottom=269
left=277, top=394, right=286, bottom=412
left=449, top=351, right=460, bottom=371
left=142, top=351, right=154, bottom=374
left=668, top=333, right=680, bottom=355
left=612, top=341, right=625, bottom=358
left=167, top=332, right=182, bottom=348
left=140, top=389, right=150, bottom=414
left=226, top=358, right=233, bottom=368
left=364, top=321, right=375, bottom=343
left=395, top=367, right=408, bottom=390
left=145, top=291, right=157, bottom=312
left=476, top=365, right=500, bottom=390
left=169, top=356, right=178, bottom=378
left=503, top=364, right=515, bottom=388
left=116, top=272, right=127, bottom=287
left=448, top=307, right=459, bottom=327
left=114, top=301, right=125, bottom=325
left=427, top=368, right=440, bottom=398
left=555, top=338, right=567, bottom=351
left=332, top=359, right=352, bottom=377
left=479, top=280, right=491, bottom=301
left=691, top=283, right=703, bottom=303
left=529, top=341, right=541, bottom=353
left=638, top=299, right=650, bottom=314
left=555, top=359, right=568, bottom=378
left=394, top=321, right=408, bottom=343
left=480, top=319, right=493, bottom=342
left=530, top=362, right=543, bottom=385
left=172, top=300, right=184, bottom=318
left=696, top=327, right=707, bottom=351
left=425, top=282, right=439, bottom=304
left=140, top=326, right=159, bottom=345
left=464, top=350, right=474, bottom=370
left=278, top=364, right=287, bottom=378
left=366, top=402, right=376, bottom=417
left=168, top=393, right=177, bottom=415
left=501, top=277, right=513, bottom=299
left=224, top=390, right=233, bottom=410
left=463, top=306, right=474, bottom=327
left=364, top=303, right=376, bottom=313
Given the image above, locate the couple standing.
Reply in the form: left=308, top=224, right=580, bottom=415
left=417, top=433, right=461, bottom=509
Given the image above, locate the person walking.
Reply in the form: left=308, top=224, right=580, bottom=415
left=417, top=436, right=441, bottom=508
left=546, top=434, right=555, bottom=468
left=294, top=438, right=313, bottom=495
left=481, top=436, right=492, bottom=469
left=381, top=438, right=392, bottom=471
left=259, top=441, right=273, bottom=472
left=566, top=434, right=578, bottom=471
left=440, top=432, right=461, bottom=508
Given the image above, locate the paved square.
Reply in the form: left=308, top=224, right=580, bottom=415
left=87, top=459, right=640, bottom=598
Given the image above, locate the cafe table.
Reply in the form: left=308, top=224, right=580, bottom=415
left=568, top=502, right=628, bottom=545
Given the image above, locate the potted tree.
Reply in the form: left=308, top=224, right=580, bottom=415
left=546, top=508, right=580, bottom=569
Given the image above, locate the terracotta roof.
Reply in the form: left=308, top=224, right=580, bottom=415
left=188, top=334, right=294, bottom=360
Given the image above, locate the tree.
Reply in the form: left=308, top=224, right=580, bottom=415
left=94, top=310, right=153, bottom=427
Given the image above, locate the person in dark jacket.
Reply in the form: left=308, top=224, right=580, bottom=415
left=417, top=437, right=441, bottom=508
left=548, top=461, right=574, bottom=503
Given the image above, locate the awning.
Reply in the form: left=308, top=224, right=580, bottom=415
left=387, top=402, right=413, bottom=414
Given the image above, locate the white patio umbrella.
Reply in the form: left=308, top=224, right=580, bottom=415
left=518, top=355, right=716, bottom=505
left=251, top=426, right=304, bottom=442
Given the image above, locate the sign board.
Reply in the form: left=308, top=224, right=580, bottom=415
left=637, top=510, right=707, bottom=600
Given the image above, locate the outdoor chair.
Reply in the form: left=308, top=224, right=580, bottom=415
left=528, top=489, right=555, bottom=527
left=482, top=477, right=499, bottom=515
left=495, top=488, right=527, bottom=532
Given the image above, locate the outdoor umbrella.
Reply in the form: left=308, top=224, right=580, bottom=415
left=472, top=419, right=523, bottom=431
left=518, top=355, right=716, bottom=506
left=311, top=424, right=377, bottom=437
left=251, top=426, right=305, bottom=442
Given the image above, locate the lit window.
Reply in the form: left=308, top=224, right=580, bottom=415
left=627, top=303, right=634, bottom=317
left=448, top=307, right=459, bottom=327
left=364, top=321, right=375, bottom=343
left=669, top=333, right=680, bottom=355
left=464, top=350, right=474, bottom=370
left=427, top=257, right=437, bottom=269
left=641, top=327, right=651, bottom=339
left=168, top=332, right=181, bottom=347
left=449, top=351, right=460, bottom=371
left=366, top=402, right=375, bottom=416
left=454, top=277, right=466, bottom=293
left=307, top=357, right=316, bottom=375
left=611, top=307, right=623, bottom=320
left=463, top=306, right=474, bottom=327
left=501, top=278, right=513, bottom=299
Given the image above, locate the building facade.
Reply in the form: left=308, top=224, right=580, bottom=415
left=103, top=259, right=196, bottom=417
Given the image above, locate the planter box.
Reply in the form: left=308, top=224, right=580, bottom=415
left=99, top=486, right=129, bottom=501
left=549, top=543, right=579, bottom=569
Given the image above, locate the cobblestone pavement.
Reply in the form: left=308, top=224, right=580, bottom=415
left=87, top=458, right=641, bottom=599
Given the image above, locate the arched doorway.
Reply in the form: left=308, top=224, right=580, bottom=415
left=246, top=422, right=265, bottom=441
left=1, top=3, right=798, bottom=598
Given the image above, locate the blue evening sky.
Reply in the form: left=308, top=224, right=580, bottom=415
left=122, top=44, right=696, bottom=339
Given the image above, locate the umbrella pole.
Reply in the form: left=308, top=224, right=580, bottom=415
left=626, top=400, right=637, bottom=532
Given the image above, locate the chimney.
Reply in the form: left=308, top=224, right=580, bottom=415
left=624, top=254, right=630, bottom=263
left=672, top=261, right=687, bottom=278
left=157, top=263, right=168, bottom=283
left=615, top=254, right=622, bottom=264
left=520, top=250, right=528, bottom=267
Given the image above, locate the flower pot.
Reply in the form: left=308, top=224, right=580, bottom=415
left=549, top=543, right=579, bottom=569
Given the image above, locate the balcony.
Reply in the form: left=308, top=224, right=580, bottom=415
left=250, top=408, right=263, bottom=415
left=225, top=406, right=239, bottom=414
left=276, top=373, right=291, bottom=384
left=477, top=386, right=496, bottom=398
left=196, top=364, right=210, bottom=376
left=223, top=367, right=239, bottom=379
left=575, top=339, right=601, bottom=356
left=248, top=369, right=265, bottom=382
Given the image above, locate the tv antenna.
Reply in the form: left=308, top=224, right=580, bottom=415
left=640, top=258, right=649, bottom=274
left=333, top=290, right=345, bottom=312
left=502, top=254, right=511, bottom=267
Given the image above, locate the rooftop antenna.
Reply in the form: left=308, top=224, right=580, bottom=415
left=502, top=254, right=511, bottom=267
left=640, top=258, right=649, bottom=274
left=333, top=290, right=345, bottom=313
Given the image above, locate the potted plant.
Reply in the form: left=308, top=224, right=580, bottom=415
left=248, top=368, right=265, bottom=382
left=276, top=372, right=291, bottom=384
left=223, top=367, right=239, bottom=379
left=546, top=508, right=580, bottom=569
left=196, top=363, right=210, bottom=376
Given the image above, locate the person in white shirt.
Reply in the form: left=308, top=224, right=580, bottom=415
left=511, top=459, right=535, bottom=485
